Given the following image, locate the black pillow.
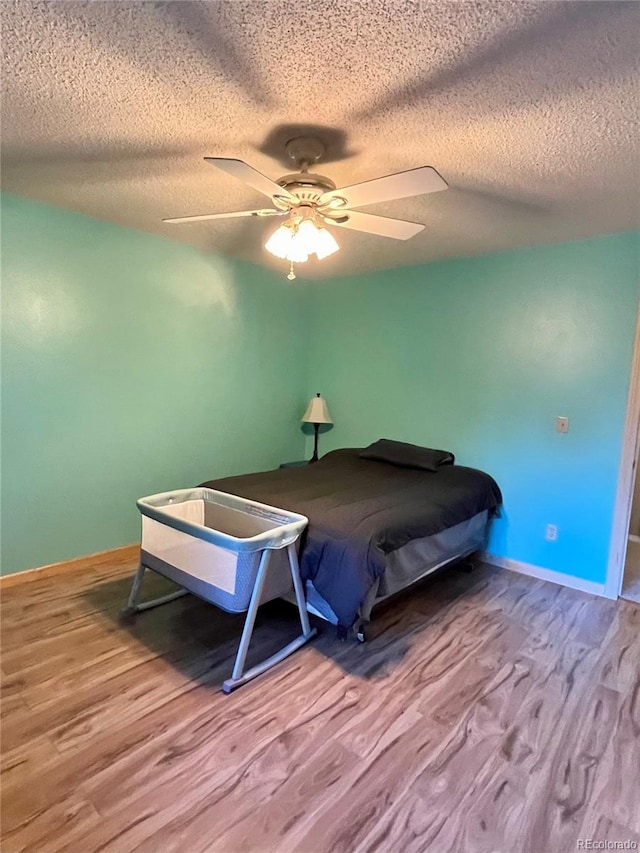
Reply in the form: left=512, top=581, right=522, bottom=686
left=359, top=439, right=455, bottom=471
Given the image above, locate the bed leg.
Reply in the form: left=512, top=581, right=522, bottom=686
left=336, top=625, right=349, bottom=642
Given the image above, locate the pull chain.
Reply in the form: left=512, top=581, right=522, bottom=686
left=287, top=261, right=296, bottom=281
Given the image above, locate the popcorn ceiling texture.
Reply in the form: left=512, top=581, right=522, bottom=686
left=1, top=0, right=638, bottom=278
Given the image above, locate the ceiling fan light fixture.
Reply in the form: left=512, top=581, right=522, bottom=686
left=296, top=218, right=339, bottom=260
left=287, top=241, right=310, bottom=264
left=265, top=214, right=339, bottom=264
left=313, top=226, right=340, bottom=260
left=296, top=218, right=324, bottom=254
left=265, top=223, right=309, bottom=263
left=264, top=224, right=289, bottom=258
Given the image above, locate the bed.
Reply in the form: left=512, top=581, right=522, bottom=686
left=202, top=441, right=502, bottom=640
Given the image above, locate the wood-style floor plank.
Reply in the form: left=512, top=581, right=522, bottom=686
left=584, top=676, right=640, bottom=835
left=522, top=682, right=622, bottom=852
left=1, top=798, right=102, bottom=853
left=595, top=603, right=640, bottom=692
left=1, top=555, right=638, bottom=853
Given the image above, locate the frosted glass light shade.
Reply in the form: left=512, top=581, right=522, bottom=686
left=265, top=225, right=309, bottom=262
left=302, top=394, right=333, bottom=424
left=296, top=219, right=318, bottom=247
left=313, top=227, right=339, bottom=260
left=265, top=218, right=339, bottom=263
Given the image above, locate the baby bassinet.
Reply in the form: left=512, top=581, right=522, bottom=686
left=121, top=487, right=316, bottom=692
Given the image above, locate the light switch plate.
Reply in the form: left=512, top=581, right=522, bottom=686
left=556, top=416, right=569, bottom=433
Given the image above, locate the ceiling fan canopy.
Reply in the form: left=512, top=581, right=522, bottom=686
left=163, top=136, right=448, bottom=277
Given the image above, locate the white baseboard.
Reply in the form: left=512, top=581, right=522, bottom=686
left=481, top=552, right=610, bottom=599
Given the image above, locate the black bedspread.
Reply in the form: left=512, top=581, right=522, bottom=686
left=201, top=448, right=502, bottom=628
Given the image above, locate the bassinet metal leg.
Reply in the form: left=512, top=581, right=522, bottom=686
left=127, top=562, right=146, bottom=610
left=287, top=543, right=313, bottom=637
left=120, top=561, right=188, bottom=619
left=222, top=546, right=317, bottom=694
left=134, top=588, right=189, bottom=611
left=229, top=549, right=273, bottom=683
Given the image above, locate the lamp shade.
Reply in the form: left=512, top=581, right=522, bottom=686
left=302, top=393, right=333, bottom=424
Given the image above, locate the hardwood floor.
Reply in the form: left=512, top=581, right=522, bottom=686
left=1, top=553, right=638, bottom=853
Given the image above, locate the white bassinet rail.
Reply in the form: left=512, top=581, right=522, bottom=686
left=121, top=487, right=316, bottom=693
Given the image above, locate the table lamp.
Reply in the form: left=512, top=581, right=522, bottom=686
left=302, top=393, right=333, bottom=463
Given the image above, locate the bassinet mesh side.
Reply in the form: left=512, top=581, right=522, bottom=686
left=141, top=546, right=293, bottom=613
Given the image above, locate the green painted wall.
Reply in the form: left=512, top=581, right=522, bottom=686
left=306, top=233, right=640, bottom=585
left=1, top=193, right=307, bottom=574
left=2, top=191, right=638, bottom=587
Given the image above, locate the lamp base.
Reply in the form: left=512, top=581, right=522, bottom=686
left=309, top=423, right=320, bottom=463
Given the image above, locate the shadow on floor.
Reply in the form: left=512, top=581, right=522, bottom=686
left=85, top=559, right=492, bottom=691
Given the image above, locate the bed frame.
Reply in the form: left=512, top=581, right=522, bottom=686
left=287, top=510, right=488, bottom=642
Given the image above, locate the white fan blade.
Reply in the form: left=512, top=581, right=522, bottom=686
left=204, top=157, right=296, bottom=202
left=326, top=210, right=424, bottom=240
left=319, top=166, right=447, bottom=210
left=163, top=209, right=282, bottom=224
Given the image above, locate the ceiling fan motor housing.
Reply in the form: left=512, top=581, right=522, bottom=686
left=275, top=172, right=337, bottom=206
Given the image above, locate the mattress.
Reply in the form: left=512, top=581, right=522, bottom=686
left=304, top=510, right=489, bottom=624
left=202, top=448, right=502, bottom=628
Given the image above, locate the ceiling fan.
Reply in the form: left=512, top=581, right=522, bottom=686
left=163, top=137, right=448, bottom=279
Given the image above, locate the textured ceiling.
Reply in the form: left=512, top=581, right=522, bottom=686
left=1, top=0, right=639, bottom=278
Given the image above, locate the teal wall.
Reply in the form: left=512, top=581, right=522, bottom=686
left=307, top=233, right=640, bottom=585
left=1, top=193, right=307, bottom=574
left=2, top=191, right=638, bottom=586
